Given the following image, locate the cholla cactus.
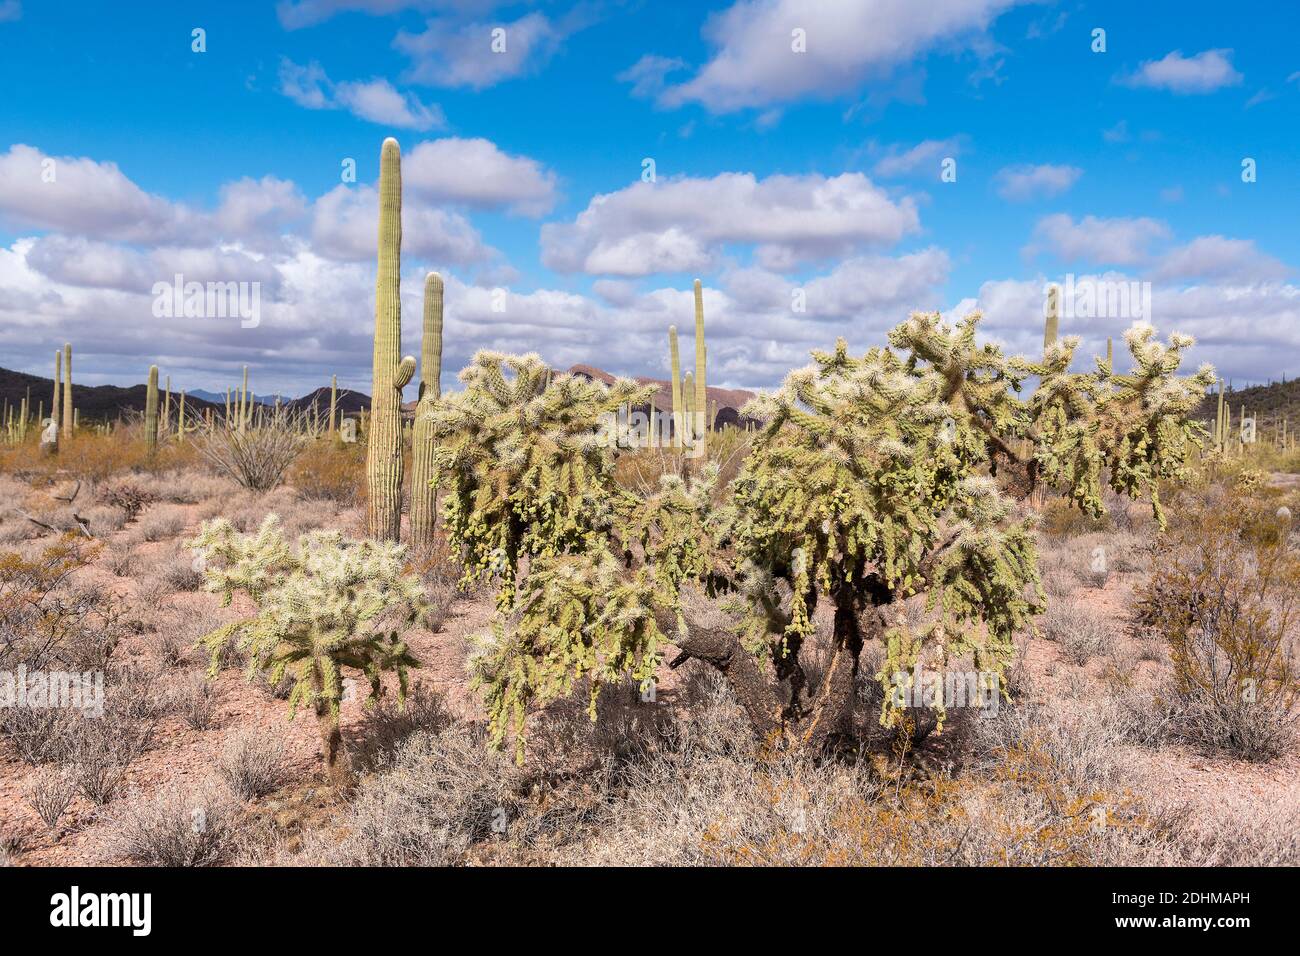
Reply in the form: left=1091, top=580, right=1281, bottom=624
left=189, top=515, right=424, bottom=781
left=435, top=314, right=1212, bottom=757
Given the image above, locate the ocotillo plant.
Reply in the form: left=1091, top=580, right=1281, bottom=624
left=365, top=137, right=417, bottom=541
left=410, top=272, right=444, bottom=550
left=1044, top=284, right=1060, bottom=352
left=693, top=278, right=707, bottom=449
left=144, top=365, right=160, bottom=451
left=668, top=325, right=683, bottom=449
left=62, top=343, right=73, bottom=439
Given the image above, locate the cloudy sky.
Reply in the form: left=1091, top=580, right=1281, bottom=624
left=1, top=0, right=1296, bottom=397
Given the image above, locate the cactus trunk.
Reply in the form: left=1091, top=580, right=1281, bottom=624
left=52, top=350, right=61, bottom=432
left=693, top=279, right=707, bottom=449
left=365, top=138, right=417, bottom=541
left=668, top=325, right=683, bottom=449
left=1044, top=284, right=1060, bottom=353
left=62, top=344, right=73, bottom=439
left=144, top=365, right=160, bottom=452
left=410, top=272, right=444, bottom=550
left=329, top=375, right=338, bottom=439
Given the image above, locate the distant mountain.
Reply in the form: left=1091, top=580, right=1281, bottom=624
left=188, top=388, right=280, bottom=407
left=0, top=368, right=222, bottom=423
left=1195, top=377, right=1300, bottom=437
left=1, top=363, right=760, bottom=428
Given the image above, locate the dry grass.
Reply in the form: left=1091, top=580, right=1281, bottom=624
left=101, top=782, right=238, bottom=866
left=218, top=730, right=287, bottom=801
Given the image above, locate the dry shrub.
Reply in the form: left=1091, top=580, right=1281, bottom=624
left=132, top=506, right=187, bottom=543
left=1038, top=497, right=1112, bottom=538
left=1133, top=493, right=1299, bottom=760
left=352, top=683, right=452, bottom=767
left=173, top=672, right=219, bottom=730
left=326, top=723, right=524, bottom=865
left=407, top=533, right=462, bottom=632
left=218, top=730, right=287, bottom=800
left=25, top=766, right=78, bottom=831
left=106, top=544, right=139, bottom=577
left=1041, top=600, right=1116, bottom=665
left=288, top=438, right=366, bottom=504
left=68, top=710, right=156, bottom=805
left=102, top=782, right=237, bottom=866
left=192, top=411, right=312, bottom=492
left=98, top=479, right=155, bottom=521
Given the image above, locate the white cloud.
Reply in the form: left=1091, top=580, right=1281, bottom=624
left=541, top=171, right=920, bottom=276
left=994, top=163, right=1082, bottom=201
left=1120, top=49, right=1243, bottom=94
left=661, top=0, right=1026, bottom=112
left=619, top=55, right=688, bottom=100
left=403, top=138, right=557, bottom=215
left=275, top=0, right=458, bottom=30
left=279, top=59, right=445, bottom=130
left=1027, top=214, right=1170, bottom=266
left=396, top=12, right=575, bottom=89
left=1154, top=236, right=1290, bottom=283
left=872, top=137, right=964, bottom=178
left=309, top=184, right=494, bottom=264
left=214, top=176, right=309, bottom=241
left=0, top=144, right=201, bottom=245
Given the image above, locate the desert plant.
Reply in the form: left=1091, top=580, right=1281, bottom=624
left=173, top=671, right=218, bottom=730
left=103, top=783, right=236, bottom=866
left=25, top=766, right=78, bottom=830
left=365, top=137, right=417, bottom=541
left=217, top=730, right=286, bottom=800
left=144, top=365, right=159, bottom=452
left=191, top=406, right=311, bottom=491
left=410, top=272, right=444, bottom=550
left=693, top=277, right=707, bottom=449
left=430, top=316, right=1212, bottom=759
left=189, top=514, right=424, bottom=781
left=1133, top=493, right=1299, bottom=759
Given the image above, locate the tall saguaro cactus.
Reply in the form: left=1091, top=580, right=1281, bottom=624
left=62, top=343, right=73, bottom=439
left=366, top=138, right=417, bottom=541
left=668, top=325, right=684, bottom=449
left=144, top=365, right=160, bottom=452
left=1043, top=284, right=1060, bottom=353
left=693, top=279, right=707, bottom=447
left=52, top=350, right=61, bottom=431
left=329, top=375, right=338, bottom=439
left=410, top=272, right=444, bottom=550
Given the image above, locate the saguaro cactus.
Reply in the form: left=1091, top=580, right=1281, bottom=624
left=1044, top=284, right=1060, bottom=352
left=365, top=138, right=417, bottom=541
left=52, top=350, right=61, bottom=431
left=410, top=272, right=444, bottom=550
left=62, top=343, right=73, bottom=439
left=693, top=279, right=707, bottom=446
left=668, top=325, right=684, bottom=449
left=144, top=365, right=160, bottom=451
left=329, top=375, right=338, bottom=439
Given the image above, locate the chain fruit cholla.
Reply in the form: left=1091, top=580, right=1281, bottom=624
left=429, top=314, right=1213, bottom=760
left=189, top=515, right=425, bottom=781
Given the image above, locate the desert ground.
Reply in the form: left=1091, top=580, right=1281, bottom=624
left=1, top=428, right=1297, bottom=867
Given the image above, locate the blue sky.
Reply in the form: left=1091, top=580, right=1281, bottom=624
left=1, top=0, right=1297, bottom=397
